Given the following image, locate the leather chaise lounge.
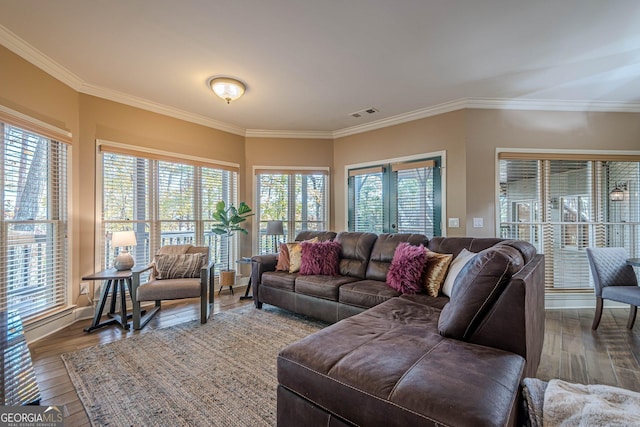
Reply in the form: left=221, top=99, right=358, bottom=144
left=251, top=231, right=545, bottom=427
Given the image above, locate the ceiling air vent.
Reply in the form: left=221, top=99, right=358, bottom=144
left=350, top=107, right=379, bottom=118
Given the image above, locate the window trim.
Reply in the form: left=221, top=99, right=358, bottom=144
left=1, top=106, right=73, bottom=321
left=95, top=139, right=241, bottom=272
left=344, top=151, right=446, bottom=236
left=495, top=147, right=640, bottom=294
left=252, top=165, right=330, bottom=253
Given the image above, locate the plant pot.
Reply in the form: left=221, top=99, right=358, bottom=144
left=220, top=270, right=236, bottom=287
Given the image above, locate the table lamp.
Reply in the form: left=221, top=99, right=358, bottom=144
left=112, top=231, right=137, bottom=270
left=266, top=220, right=284, bottom=253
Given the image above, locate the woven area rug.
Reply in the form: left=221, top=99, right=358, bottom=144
left=61, top=305, right=327, bottom=427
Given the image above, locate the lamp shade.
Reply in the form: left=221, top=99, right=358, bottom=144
left=112, top=231, right=137, bottom=247
left=266, top=220, right=284, bottom=236
left=210, top=77, right=246, bottom=104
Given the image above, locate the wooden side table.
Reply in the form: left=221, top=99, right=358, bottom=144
left=82, top=268, right=134, bottom=332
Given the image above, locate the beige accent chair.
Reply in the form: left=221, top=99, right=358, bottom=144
left=131, top=245, right=214, bottom=330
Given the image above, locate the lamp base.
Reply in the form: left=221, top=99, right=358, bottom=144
left=114, top=251, right=134, bottom=271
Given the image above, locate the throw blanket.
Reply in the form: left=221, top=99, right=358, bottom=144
left=543, top=379, right=640, bottom=426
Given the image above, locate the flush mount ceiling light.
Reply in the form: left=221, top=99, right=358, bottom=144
left=209, top=77, right=246, bottom=104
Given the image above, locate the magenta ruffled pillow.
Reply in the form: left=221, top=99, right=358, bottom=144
left=386, top=242, right=427, bottom=294
left=299, top=240, right=341, bottom=276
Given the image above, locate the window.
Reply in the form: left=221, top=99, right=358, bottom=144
left=498, top=153, right=640, bottom=291
left=348, top=157, right=442, bottom=237
left=99, top=142, right=238, bottom=273
left=255, top=169, right=328, bottom=254
left=1, top=121, right=69, bottom=320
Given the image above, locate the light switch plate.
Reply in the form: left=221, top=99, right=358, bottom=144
left=448, top=218, right=460, bottom=228
left=473, top=217, right=484, bottom=228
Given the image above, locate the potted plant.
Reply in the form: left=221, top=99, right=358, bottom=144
left=211, top=201, right=253, bottom=287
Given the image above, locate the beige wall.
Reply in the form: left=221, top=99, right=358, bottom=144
left=333, top=110, right=468, bottom=235
left=0, top=46, right=83, bottom=305
left=78, top=95, right=245, bottom=294
left=465, top=109, right=640, bottom=236
left=3, top=43, right=640, bottom=316
left=244, top=137, right=333, bottom=259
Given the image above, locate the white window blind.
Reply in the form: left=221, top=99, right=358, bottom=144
left=101, top=147, right=238, bottom=273
left=1, top=123, right=68, bottom=320
left=393, top=160, right=437, bottom=236
left=498, top=154, right=640, bottom=291
left=255, top=169, right=328, bottom=254
left=349, top=167, right=384, bottom=233
left=348, top=158, right=441, bottom=236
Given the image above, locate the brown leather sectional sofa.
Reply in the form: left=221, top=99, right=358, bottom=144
left=251, top=231, right=545, bottom=427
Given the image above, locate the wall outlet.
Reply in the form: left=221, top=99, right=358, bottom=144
left=473, top=217, right=484, bottom=228
left=448, top=218, right=460, bottom=228
left=80, top=282, right=90, bottom=295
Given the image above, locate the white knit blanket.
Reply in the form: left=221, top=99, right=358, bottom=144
left=543, top=379, right=640, bottom=426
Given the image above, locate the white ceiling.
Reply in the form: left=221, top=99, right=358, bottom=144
left=1, top=0, right=639, bottom=137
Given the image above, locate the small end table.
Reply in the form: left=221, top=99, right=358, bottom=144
left=82, top=268, right=135, bottom=332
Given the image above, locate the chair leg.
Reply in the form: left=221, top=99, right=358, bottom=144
left=627, top=305, right=637, bottom=329
left=592, top=297, right=604, bottom=330
left=132, top=298, right=142, bottom=330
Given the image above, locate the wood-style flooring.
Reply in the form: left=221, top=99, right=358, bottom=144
left=28, top=298, right=640, bottom=426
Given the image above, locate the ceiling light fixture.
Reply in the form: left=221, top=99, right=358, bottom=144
left=209, top=77, right=246, bottom=104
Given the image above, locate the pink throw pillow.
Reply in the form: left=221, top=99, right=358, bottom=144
left=299, top=240, right=341, bottom=276
left=386, top=242, right=427, bottom=294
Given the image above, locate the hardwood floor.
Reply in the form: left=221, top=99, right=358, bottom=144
left=28, top=299, right=640, bottom=426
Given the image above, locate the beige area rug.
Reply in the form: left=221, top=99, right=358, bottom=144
left=61, top=305, right=327, bottom=427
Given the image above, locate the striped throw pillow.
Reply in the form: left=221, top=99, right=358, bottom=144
left=154, top=253, right=207, bottom=279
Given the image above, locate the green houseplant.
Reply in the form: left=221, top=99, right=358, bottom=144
left=211, top=201, right=253, bottom=286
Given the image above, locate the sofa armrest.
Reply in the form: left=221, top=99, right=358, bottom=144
left=251, top=254, right=278, bottom=308
left=462, top=254, right=545, bottom=378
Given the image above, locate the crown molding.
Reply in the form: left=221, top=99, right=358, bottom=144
left=3, top=24, right=639, bottom=140
left=332, top=99, right=468, bottom=139
left=80, top=83, right=246, bottom=136
left=245, top=129, right=333, bottom=139
left=0, top=25, right=84, bottom=90
left=466, top=97, right=640, bottom=113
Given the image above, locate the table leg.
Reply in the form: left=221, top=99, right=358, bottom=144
left=239, top=277, right=253, bottom=300
left=119, top=279, right=130, bottom=330
left=84, top=279, right=119, bottom=332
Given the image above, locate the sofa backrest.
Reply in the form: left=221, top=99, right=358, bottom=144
left=437, top=240, right=536, bottom=341
left=365, top=233, right=429, bottom=281
left=335, top=232, right=378, bottom=279
left=295, top=231, right=337, bottom=242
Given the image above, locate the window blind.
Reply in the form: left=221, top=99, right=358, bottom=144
left=255, top=170, right=328, bottom=254
left=349, top=169, right=384, bottom=233
left=101, top=149, right=238, bottom=274
left=1, top=123, right=68, bottom=320
left=348, top=158, right=441, bottom=236
left=499, top=155, right=640, bottom=291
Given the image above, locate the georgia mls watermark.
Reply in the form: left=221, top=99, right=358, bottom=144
left=0, top=406, right=64, bottom=427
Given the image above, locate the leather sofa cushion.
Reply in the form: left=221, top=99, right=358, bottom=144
left=399, top=293, right=449, bottom=310
left=295, top=275, right=359, bottom=301
left=427, top=237, right=504, bottom=258
left=262, top=271, right=298, bottom=292
left=438, top=244, right=525, bottom=340
left=335, top=232, right=378, bottom=279
left=295, top=230, right=337, bottom=242
left=278, top=298, right=524, bottom=427
left=366, top=233, right=428, bottom=281
left=338, top=279, right=399, bottom=309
